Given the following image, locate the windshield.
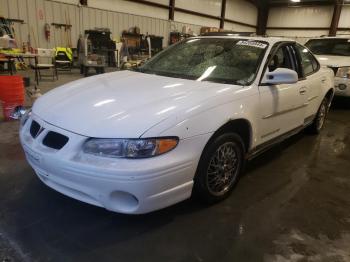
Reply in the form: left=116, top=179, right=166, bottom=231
left=137, top=38, right=268, bottom=85
left=305, top=38, right=350, bottom=56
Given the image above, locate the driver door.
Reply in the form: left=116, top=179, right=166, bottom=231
left=258, top=43, right=308, bottom=144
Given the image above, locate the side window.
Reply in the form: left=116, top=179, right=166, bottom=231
left=268, top=46, right=294, bottom=72
left=296, top=44, right=319, bottom=76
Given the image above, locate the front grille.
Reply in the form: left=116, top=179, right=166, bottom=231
left=43, top=131, right=69, bottom=150
left=30, top=120, right=41, bottom=138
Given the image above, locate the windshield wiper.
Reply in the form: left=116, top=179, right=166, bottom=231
left=202, top=77, right=239, bottom=85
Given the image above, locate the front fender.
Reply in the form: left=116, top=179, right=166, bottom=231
left=141, top=99, right=258, bottom=148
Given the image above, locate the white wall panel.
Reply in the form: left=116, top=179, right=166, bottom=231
left=224, top=22, right=255, bottom=32
left=36, top=0, right=47, bottom=48
left=226, top=0, right=257, bottom=26
left=148, top=0, right=168, bottom=5
left=7, top=0, right=22, bottom=46
left=88, top=0, right=168, bottom=20
left=8, top=0, right=19, bottom=19
left=268, top=6, right=333, bottom=28
left=52, top=0, right=78, bottom=4
left=266, top=29, right=329, bottom=37
left=1, top=0, right=260, bottom=50
left=266, top=29, right=329, bottom=44
left=266, top=6, right=334, bottom=42
left=176, top=0, right=221, bottom=16
left=339, top=6, right=350, bottom=28
left=27, top=0, right=39, bottom=47
left=174, top=12, right=219, bottom=28
left=0, top=0, right=9, bottom=17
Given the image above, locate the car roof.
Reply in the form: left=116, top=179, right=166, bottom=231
left=195, top=35, right=295, bottom=45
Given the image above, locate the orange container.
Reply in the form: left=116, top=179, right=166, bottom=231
left=0, top=75, right=25, bottom=105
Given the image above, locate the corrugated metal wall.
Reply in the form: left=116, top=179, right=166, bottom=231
left=266, top=5, right=350, bottom=43
left=0, top=0, right=203, bottom=49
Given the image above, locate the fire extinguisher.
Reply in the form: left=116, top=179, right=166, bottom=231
left=44, top=23, right=50, bottom=41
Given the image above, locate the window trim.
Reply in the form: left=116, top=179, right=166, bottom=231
left=295, top=43, right=320, bottom=78
left=259, top=41, right=298, bottom=85
left=139, top=37, right=270, bottom=86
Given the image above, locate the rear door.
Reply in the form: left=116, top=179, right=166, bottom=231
left=295, top=44, right=323, bottom=124
left=258, top=43, right=307, bottom=144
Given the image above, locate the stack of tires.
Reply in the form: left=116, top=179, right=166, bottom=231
left=0, top=76, right=25, bottom=121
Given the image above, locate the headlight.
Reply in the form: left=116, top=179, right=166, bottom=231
left=83, top=137, right=179, bottom=158
left=20, top=108, right=32, bottom=127
left=336, top=67, right=350, bottom=78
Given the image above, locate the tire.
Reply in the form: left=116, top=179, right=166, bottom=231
left=193, top=133, right=246, bottom=203
left=306, top=97, right=329, bottom=134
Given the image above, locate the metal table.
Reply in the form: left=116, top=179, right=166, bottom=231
left=0, top=52, right=39, bottom=84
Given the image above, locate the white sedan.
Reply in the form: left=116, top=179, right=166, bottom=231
left=20, top=36, right=334, bottom=214
left=306, top=37, right=350, bottom=97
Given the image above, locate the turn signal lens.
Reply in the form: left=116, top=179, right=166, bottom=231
left=156, top=139, right=178, bottom=155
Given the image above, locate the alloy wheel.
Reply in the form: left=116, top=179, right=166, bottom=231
left=206, top=142, right=239, bottom=196
left=317, top=102, right=327, bottom=131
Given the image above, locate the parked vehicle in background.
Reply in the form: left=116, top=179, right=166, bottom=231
left=20, top=36, right=334, bottom=214
left=305, top=36, right=350, bottom=97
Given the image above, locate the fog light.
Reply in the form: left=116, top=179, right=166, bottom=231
left=110, top=191, right=139, bottom=212
left=338, top=84, right=347, bottom=90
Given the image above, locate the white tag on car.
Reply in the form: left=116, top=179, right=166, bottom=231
left=236, top=40, right=267, bottom=49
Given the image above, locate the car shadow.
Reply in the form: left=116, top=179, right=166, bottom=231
left=331, top=96, right=350, bottom=110
left=1, top=124, right=323, bottom=261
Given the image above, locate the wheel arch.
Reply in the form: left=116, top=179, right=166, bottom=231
left=206, top=118, right=252, bottom=153
left=325, top=88, right=335, bottom=106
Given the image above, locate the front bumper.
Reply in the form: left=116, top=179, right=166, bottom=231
left=19, top=114, right=211, bottom=214
left=334, top=77, right=350, bottom=97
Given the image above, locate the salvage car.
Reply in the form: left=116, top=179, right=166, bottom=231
left=20, top=36, right=334, bottom=214
left=306, top=36, right=350, bottom=97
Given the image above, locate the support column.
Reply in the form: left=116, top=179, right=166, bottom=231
left=169, top=0, right=175, bottom=21
left=220, top=0, right=227, bottom=29
left=257, top=1, right=269, bottom=36
left=329, top=0, right=342, bottom=36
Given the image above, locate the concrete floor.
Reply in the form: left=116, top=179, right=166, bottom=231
left=0, top=70, right=350, bottom=262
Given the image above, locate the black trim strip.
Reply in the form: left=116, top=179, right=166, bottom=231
left=262, top=103, right=308, bottom=119
left=308, top=95, right=319, bottom=102
left=261, top=128, right=280, bottom=139
left=247, top=125, right=305, bottom=160
left=304, top=114, right=316, bottom=126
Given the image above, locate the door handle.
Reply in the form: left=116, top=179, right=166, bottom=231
left=299, top=87, right=307, bottom=95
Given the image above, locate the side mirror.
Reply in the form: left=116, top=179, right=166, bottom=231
left=262, top=68, right=298, bottom=85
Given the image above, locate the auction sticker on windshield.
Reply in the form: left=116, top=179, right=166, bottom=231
left=236, top=40, right=267, bottom=49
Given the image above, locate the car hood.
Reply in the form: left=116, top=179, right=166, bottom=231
left=316, top=55, right=350, bottom=67
left=33, top=70, right=243, bottom=138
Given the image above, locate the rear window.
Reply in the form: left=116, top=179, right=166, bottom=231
left=305, top=38, right=350, bottom=56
